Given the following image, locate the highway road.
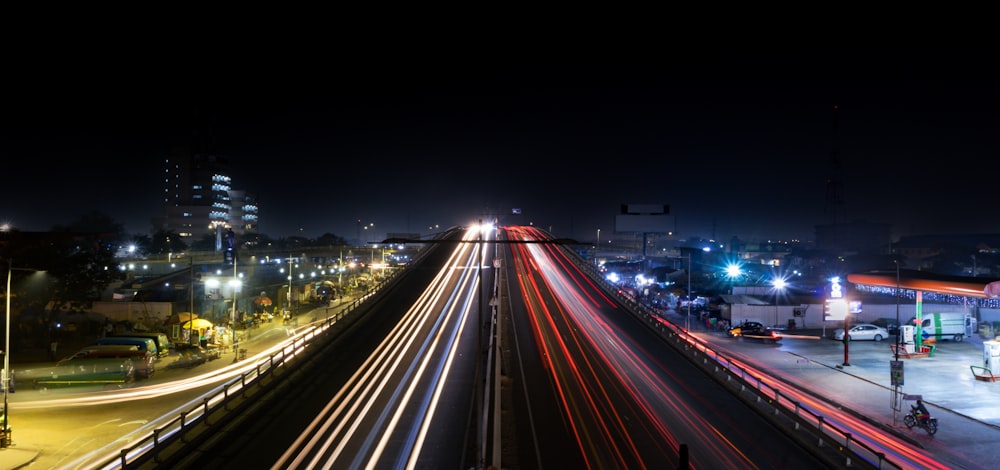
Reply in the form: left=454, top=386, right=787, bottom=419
left=498, top=225, right=833, bottom=469
left=9, top=224, right=955, bottom=469
left=131, top=226, right=491, bottom=469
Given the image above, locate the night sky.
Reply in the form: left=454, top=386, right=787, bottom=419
left=3, top=47, right=997, bottom=244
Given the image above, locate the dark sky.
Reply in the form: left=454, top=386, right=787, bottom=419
left=3, top=47, right=997, bottom=244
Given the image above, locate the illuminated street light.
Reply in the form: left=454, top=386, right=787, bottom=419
left=685, top=247, right=712, bottom=331
left=772, top=277, right=787, bottom=328
left=724, top=263, right=743, bottom=295
left=3, top=261, right=44, bottom=448
left=595, top=228, right=601, bottom=266
left=229, top=260, right=241, bottom=356
left=288, top=256, right=294, bottom=314
left=2, top=262, right=11, bottom=447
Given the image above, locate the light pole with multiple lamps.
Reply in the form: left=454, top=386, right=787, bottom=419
left=287, top=256, right=294, bottom=314
left=230, top=257, right=239, bottom=354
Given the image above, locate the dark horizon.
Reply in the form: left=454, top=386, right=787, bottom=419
left=3, top=47, right=997, bottom=243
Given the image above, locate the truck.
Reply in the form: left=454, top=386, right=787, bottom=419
left=35, top=356, right=135, bottom=389
left=910, top=312, right=974, bottom=342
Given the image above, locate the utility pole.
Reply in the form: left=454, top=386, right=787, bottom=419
left=686, top=251, right=692, bottom=331
left=189, top=257, right=195, bottom=345
left=231, top=256, right=238, bottom=355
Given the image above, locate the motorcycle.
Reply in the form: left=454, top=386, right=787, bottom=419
left=904, top=401, right=938, bottom=435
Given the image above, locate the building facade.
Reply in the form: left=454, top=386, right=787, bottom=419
left=153, top=151, right=258, bottom=242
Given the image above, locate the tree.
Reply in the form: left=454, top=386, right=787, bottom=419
left=129, top=234, right=153, bottom=257
left=316, top=233, right=348, bottom=246
left=2, top=212, right=129, bottom=315
left=190, top=233, right=218, bottom=251
left=149, top=229, right=188, bottom=255
left=3, top=230, right=126, bottom=314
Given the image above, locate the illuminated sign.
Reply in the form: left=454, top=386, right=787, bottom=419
left=825, top=276, right=848, bottom=320
left=830, top=276, right=843, bottom=298
left=825, top=298, right=848, bottom=321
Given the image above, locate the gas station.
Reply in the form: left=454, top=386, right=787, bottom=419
left=847, top=271, right=1000, bottom=382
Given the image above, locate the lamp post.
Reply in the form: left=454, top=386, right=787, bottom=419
left=686, top=251, right=692, bottom=331
left=231, top=257, right=238, bottom=355
left=288, top=255, right=293, bottom=314
left=3, top=262, right=42, bottom=447
left=724, top=264, right=742, bottom=295
left=3, top=261, right=12, bottom=446
left=895, top=260, right=901, bottom=361
left=188, top=257, right=195, bottom=345
left=772, top=278, right=787, bottom=329
left=596, top=228, right=601, bottom=266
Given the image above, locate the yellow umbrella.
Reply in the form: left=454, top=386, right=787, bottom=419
left=181, top=318, right=214, bottom=330
left=167, top=312, right=199, bottom=324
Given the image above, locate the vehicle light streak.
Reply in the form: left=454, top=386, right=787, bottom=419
left=507, top=226, right=758, bottom=468
left=719, top=351, right=947, bottom=469
left=13, top=326, right=321, bottom=410
left=653, top=308, right=945, bottom=469
left=273, top=226, right=483, bottom=469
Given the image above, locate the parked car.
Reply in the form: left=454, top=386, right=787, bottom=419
left=870, top=318, right=900, bottom=336
left=834, top=323, right=890, bottom=341
left=36, top=357, right=135, bottom=389
left=167, top=343, right=209, bottom=369
left=91, top=337, right=159, bottom=357
left=62, top=345, right=156, bottom=379
left=727, top=321, right=782, bottom=343
left=107, top=332, right=172, bottom=358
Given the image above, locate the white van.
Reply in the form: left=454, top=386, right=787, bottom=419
left=910, top=312, right=974, bottom=342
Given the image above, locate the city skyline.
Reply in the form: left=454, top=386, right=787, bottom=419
left=3, top=47, right=997, bottom=243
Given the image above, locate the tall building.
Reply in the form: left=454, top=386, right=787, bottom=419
left=153, top=149, right=258, bottom=243
left=229, top=189, right=260, bottom=241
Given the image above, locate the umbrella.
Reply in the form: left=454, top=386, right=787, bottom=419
left=181, top=318, right=214, bottom=330
left=166, top=312, right=199, bottom=324
left=254, top=296, right=273, bottom=306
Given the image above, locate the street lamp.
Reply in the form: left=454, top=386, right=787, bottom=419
left=4, top=261, right=43, bottom=447
left=895, top=260, right=901, bottom=361
left=684, top=247, right=711, bottom=331
left=772, top=277, right=787, bottom=328
left=686, top=251, right=692, bottom=330
left=3, top=261, right=12, bottom=446
left=231, top=257, right=238, bottom=354
left=724, top=264, right=743, bottom=295
left=596, top=228, right=601, bottom=266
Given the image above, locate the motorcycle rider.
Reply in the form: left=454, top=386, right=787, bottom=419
left=913, top=399, right=931, bottom=424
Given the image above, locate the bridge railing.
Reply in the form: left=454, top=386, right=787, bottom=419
left=86, top=272, right=401, bottom=469
left=570, top=253, right=903, bottom=470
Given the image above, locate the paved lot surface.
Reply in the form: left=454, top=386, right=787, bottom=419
left=674, top=311, right=1000, bottom=470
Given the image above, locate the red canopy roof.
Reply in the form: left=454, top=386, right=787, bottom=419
left=847, top=271, right=999, bottom=299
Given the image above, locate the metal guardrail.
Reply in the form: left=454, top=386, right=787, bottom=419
left=572, top=257, right=903, bottom=470
left=88, top=273, right=401, bottom=469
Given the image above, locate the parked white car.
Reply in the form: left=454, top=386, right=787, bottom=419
left=834, top=323, right=890, bottom=341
